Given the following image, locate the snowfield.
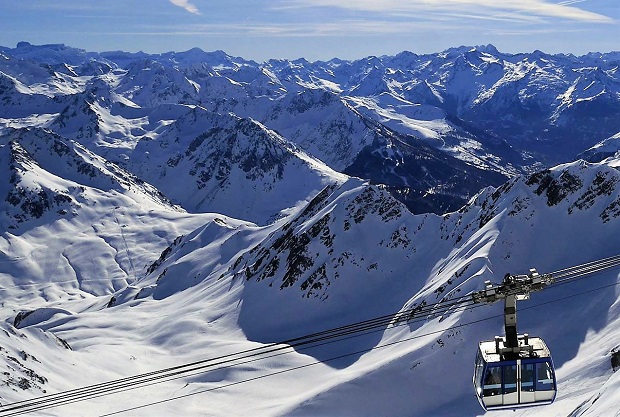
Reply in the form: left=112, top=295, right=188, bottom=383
left=0, top=42, right=619, bottom=416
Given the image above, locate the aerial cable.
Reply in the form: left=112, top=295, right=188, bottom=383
left=550, top=254, right=620, bottom=278
left=0, top=301, right=488, bottom=417
left=550, top=255, right=620, bottom=286
left=0, top=300, right=483, bottom=416
left=0, top=256, right=616, bottom=415
left=0, top=297, right=479, bottom=416
left=1, top=255, right=618, bottom=415
left=555, top=259, right=620, bottom=282
left=98, top=312, right=504, bottom=417
left=99, top=278, right=620, bottom=417
left=552, top=254, right=620, bottom=281
left=1, top=255, right=616, bottom=415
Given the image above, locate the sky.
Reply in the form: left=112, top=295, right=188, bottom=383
left=0, top=0, right=618, bottom=61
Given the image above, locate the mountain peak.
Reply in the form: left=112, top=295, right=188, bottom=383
left=1, top=41, right=620, bottom=416
left=474, top=43, right=499, bottom=55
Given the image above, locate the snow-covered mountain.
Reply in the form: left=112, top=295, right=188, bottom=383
left=126, top=106, right=347, bottom=224
left=0, top=42, right=620, bottom=416
left=0, top=127, right=178, bottom=229
left=1, top=156, right=619, bottom=416
left=580, top=131, right=620, bottom=163
left=3, top=42, right=619, bottom=214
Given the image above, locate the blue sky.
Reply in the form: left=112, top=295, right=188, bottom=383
left=0, top=0, right=618, bottom=61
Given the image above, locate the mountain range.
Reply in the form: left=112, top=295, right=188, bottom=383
left=0, top=42, right=619, bottom=416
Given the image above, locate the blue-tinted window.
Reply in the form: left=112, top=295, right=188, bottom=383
left=503, top=364, right=517, bottom=394
left=483, top=366, right=502, bottom=396
left=521, top=362, right=535, bottom=392
left=536, top=361, right=555, bottom=391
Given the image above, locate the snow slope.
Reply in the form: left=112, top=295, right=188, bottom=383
left=0, top=158, right=618, bottom=416
left=126, top=106, right=347, bottom=224
left=1, top=42, right=620, bottom=416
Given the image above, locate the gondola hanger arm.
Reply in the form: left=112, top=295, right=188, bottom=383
left=471, top=268, right=555, bottom=305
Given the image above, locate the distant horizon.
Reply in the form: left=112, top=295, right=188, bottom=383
left=1, top=0, right=618, bottom=62
left=3, top=40, right=619, bottom=64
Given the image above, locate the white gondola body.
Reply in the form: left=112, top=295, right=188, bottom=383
left=473, top=336, right=557, bottom=410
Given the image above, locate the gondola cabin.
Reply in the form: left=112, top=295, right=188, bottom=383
left=473, top=335, right=556, bottom=410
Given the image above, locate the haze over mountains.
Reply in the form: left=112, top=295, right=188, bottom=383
left=2, top=41, right=620, bottom=216
left=0, top=42, right=619, bottom=416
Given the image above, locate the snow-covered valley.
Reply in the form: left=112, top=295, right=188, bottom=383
left=0, top=42, right=619, bottom=416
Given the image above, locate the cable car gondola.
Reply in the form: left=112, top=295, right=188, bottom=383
left=473, top=334, right=556, bottom=410
left=471, top=269, right=557, bottom=410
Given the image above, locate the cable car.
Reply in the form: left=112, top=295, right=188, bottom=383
left=471, top=270, right=558, bottom=411
left=473, top=334, right=557, bottom=410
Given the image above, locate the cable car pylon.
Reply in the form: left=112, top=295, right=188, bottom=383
left=472, top=269, right=557, bottom=410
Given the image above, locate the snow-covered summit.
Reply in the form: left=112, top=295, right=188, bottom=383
left=8, top=156, right=616, bottom=415
left=3, top=42, right=620, bottom=213
left=1, top=42, right=620, bottom=416
left=126, top=106, right=348, bottom=224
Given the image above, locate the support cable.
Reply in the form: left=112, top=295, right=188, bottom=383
left=0, top=297, right=477, bottom=416
left=100, top=279, right=620, bottom=417
left=1, top=255, right=619, bottom=416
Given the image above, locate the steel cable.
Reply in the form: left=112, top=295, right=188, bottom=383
left=0, top=297, right=478, bottom=415
left=1, top=255, right=618, bottom=415
left=99, top=279, right=620, bottom=417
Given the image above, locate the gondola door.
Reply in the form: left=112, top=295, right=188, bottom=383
left=519, top=361, right=536, bottom=404
left=502, top=362, right=519, bottom=405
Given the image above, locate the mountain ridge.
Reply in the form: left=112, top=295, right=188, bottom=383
left=0, top=42, right=619, bottom=416
left=3, top=42, right=619, bottom=215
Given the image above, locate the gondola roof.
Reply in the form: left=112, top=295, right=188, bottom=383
left=478, top=336, right=552, bottom=362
